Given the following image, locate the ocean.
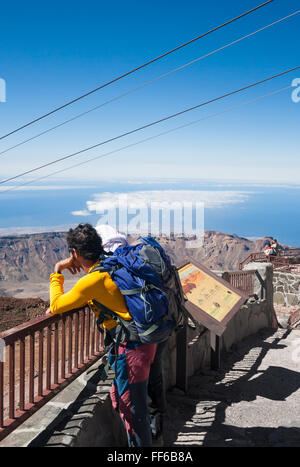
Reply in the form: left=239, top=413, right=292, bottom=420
left=0, top=179, right=299, bottom=246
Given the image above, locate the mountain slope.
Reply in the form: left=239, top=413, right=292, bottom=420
left=0, top=232, right=69, bottom=282
left=0, top=230, right=281, bottom=331
left=0, top=230, right=276, bottom=284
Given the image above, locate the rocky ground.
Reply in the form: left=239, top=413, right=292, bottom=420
left=0, top=296, right=49, bottom=332
left=164, top=328, right=300, bottom=447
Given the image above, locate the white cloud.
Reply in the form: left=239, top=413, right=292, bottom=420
left=71, top=210, right=92, bottom=216
left=86, top=190, right=251, bottom=212
left=83, top=190, right=252, bottom=236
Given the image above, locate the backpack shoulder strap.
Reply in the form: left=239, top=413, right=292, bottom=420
left=90, top=263, right=121, bottom=275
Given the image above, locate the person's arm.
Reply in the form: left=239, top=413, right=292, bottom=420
left=54, top=256, right=82, bottom=275
left=49, top=273, right=89, bottom=314
left=49, top=256, right=86, bottom=314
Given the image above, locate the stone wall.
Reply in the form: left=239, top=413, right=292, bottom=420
left=273, top=271, right=300, bottom=307
left=0, top=264, right=275, bottom=448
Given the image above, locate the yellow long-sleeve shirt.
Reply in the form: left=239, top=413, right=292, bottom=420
left=49, top=262, right=131, bottom=330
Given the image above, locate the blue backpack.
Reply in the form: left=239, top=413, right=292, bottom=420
left=90, top=236, right=186, bottom=345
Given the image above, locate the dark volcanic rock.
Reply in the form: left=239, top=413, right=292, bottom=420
left=0, top=296, right=49, bottom=333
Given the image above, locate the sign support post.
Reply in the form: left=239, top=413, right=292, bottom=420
left=176, top=320, right=188, bottom=392
left=210, top=332, right=221, bottom=370
left=177, top=258, right=248, bottom=384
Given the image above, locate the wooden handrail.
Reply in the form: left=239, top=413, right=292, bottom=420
left=0, top=306, right=104, bottom=442
left=0, top=308, right=80, bottom=344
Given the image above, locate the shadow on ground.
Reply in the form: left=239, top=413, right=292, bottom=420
left=164, top=328, right=300, bottom=447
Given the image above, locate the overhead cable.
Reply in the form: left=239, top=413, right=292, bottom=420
left=0, top=0, right=274, bottom=141
left=1, top=64, right=299, bottom=186
left=1, top=8, right=298, bottom=159
left=0, top=84, right=292, bottom=194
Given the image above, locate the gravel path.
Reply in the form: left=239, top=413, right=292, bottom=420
left=164, top=328, right=300, bottom=447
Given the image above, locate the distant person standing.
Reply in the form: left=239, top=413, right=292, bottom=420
left=271, top=239, right=280, bottom=256
left=264, top=242, right=274, bottom=257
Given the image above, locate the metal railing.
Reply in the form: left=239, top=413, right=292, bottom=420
left=222, top=270, right=255, bottom=296
left=0, top=307, right=104, bottom=442
left=239, top=252, right=266, bottom=270
left=280, top=248, right=300, bottom=258
left=239, top=249, right=300, bottom=270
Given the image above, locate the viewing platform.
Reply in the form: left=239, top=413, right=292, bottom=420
left=0, top=262, right=284, bottom=447
left=239, top=248, right=300, bottom=273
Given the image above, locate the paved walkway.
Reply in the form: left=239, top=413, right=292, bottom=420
left=164, top=328, right=300, bottom=447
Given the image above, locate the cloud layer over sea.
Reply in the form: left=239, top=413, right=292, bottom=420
left=0, top=179, right=299, bottom=246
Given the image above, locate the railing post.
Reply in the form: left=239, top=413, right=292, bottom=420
left=80, top=310, right=85, bottom=365
left=68, top=315, right=73, bottom=376
left=46, top=325, right=52, bottom=391
left=19, top=337, right=25, bottom=412
left=90, top=314, right=96, bottom=357
left=74, top=312, right=79, bottom=369
left=61, top=316, right=66, bottom=380
left=9, top=343, right=15, bottom=419
left=29, top=333, right=35, bottom=404
left=86, top=309, right=90, bottom=360
left=54, top=322, right=59, bottom=385
left=38, top=330, right=44, bottom=397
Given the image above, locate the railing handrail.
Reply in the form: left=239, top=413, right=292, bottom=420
left=239, top=248, right=300, bottom=270
left=239, top=252, right=266, bottom=269
left=279, top=248, right=300, bottom=257
left=0, top=307, right=81, bottom=344
left=226, top=270, right=256, bottom=275
left=0, top=305, right=104, bottom=442
left=222, top=269, right=255, bottom=296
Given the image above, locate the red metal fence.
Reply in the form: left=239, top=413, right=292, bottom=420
left=0, top=307, right=104, bottom=442
left=281, top=248, right=300, bottom=258
left=239, top=249, right=300, bottom=271
left=222, top=270, right=255, bottom=296
left=239, top=252, right=266, bottom=270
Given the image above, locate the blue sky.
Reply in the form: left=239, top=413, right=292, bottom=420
left=0, top=0, right=300, bottom=245
left=0, top=0, right=299, bottom=183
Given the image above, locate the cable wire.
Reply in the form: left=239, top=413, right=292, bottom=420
left=1, top=8, right=298, bottom=159
left=0, top=84, right=292, bottom=194
left=0, top=0, right=274, bottom=141
left=1, top=65, right=299, bottom=187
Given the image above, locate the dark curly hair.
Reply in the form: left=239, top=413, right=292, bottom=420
left=66, top=224, right=104, bottom=262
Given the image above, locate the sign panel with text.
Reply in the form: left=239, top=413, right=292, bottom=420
left=178, top=259, right=247, bottom=336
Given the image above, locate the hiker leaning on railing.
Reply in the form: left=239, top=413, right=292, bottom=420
left=47, top=223, right=167, bottom=447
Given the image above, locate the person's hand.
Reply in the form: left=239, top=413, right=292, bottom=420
left=54, top=255, right=82, bottom=275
